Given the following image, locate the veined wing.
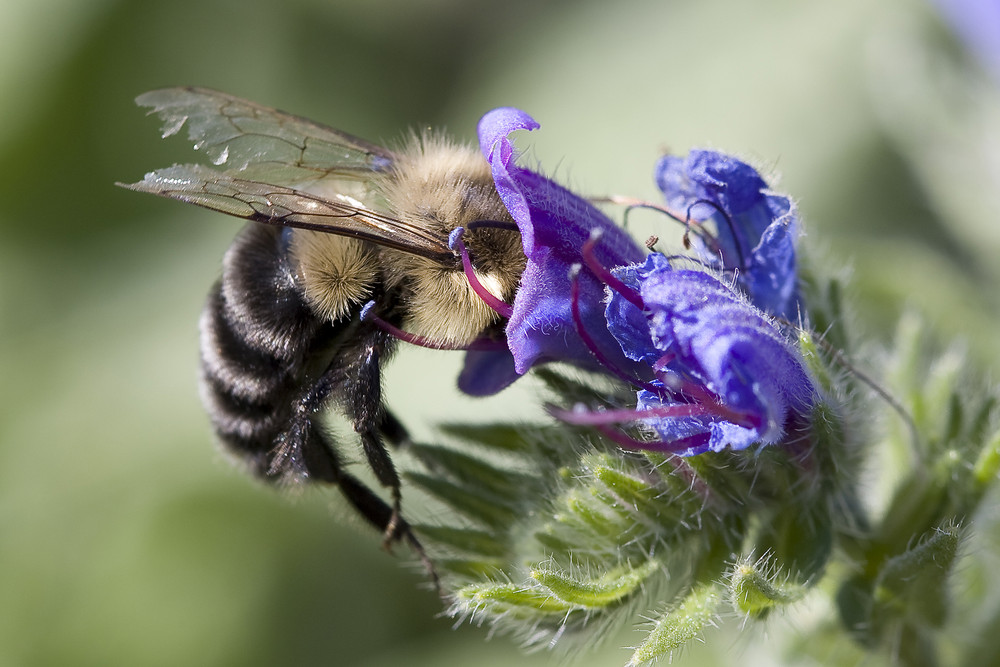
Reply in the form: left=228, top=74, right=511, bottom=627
left=121, top=164, right=456, bottom=265
left=135, top=87, right=397, bottom=191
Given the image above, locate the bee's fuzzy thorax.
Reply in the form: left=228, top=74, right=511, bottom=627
left=289, top=232, right=381, bottom=323
left=376, top=132, right=525, bottom=346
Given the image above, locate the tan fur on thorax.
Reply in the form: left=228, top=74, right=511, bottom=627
left=376, top=133, right=525, bottom=346
left=289, top=232, right=380, bottom=322
left=396, top=264, right=511, bottom=345
left=289, top=133, right=525, bottom=345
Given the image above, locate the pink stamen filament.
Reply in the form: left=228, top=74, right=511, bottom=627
left=679, top=382, right=761, bottom=430
left=592, top=195, right=716, bottom=251
left=576, top=227, right=761, bottom=432
left=650, top=352, right=760, bottom=429
left=592, top=195, right=741, bottom=266
left=593, top=423, right=712, bottom=454
left=549, top=402, right=717, bottom=426
left=652, top=351, right=677, bottom=373
left=580, top=230, right=644, bottom=310
left=664, top=199, right=724, bottom=257
left=450, top=227, right=513, bottom=319
left=549, top=374, right=760, bottom=436
left=568, top=264, right=661, bottom=395
left=685, top=198, right=745, bottom=270
left=652, top=364, right=698, bottom=399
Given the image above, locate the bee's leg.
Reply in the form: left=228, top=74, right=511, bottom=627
left=344, top=330, right=407, bottom=546
left=264, top=358, right=342, bottom=481
left=282, top=325, right=437, bottom=586
left=335, top=462, right=440, bottom=593
left=281, top=330, right=403, bottom=536
left=301, top=422, right=440, bottom=593
left=378, top=409, right=412, bottom=449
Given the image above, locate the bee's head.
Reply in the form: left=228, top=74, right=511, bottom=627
left=377, top=135, right=527, bottom=347
left=380, top=222, right=523, bottom=348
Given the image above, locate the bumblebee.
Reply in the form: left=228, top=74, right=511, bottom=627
left=122, top=88, right=525, bottom=573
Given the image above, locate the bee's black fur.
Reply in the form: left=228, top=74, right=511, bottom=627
left=199, top=223, right=423, bottom=558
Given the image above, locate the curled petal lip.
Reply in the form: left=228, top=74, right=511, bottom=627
left=469, top=106, right=645, bottom=383
left=477, top=107, right=540, bottom=162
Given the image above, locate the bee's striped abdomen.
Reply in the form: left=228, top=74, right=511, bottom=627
left=198, top=223, right=327, bottom=479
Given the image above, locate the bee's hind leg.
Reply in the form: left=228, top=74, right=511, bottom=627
left=272, top=325, right=436, bottom=587
left=377, top=408, right=413, bottom=450
left=333, top=459, right=440, bottom=594
left=340, top=329, right=442, bottom=591
left=295, top=384, right=440, bottom=591
left=342, top=328, right=409, bottom=547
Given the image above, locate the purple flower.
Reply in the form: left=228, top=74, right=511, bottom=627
left=655, top=150, right=799, bottom=319
left=456, top=109, right=815, bottom=456
left=586, top=255, right=816, bottom=454
left=458, top=108, right=646, bottom=396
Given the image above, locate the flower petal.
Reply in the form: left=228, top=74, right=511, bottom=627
left=477, top=107, right=540, bottom=161
left=640, top=267, right=815, bottom=446
left=606, top=253, right=671, bottom=365
left=457, top=348, right=520, bottom=397
left=475, top=107, right=645, bottom=379
left=654, top=150, right=800, bottom=318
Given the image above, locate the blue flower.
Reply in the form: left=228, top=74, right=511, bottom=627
left=458, top=107, right=646, bottom=396
left=457, top=110, right=815, bottom=454
left=586, top=254, right=817, bottom=454
left=655, top=150, right=799, bottom=319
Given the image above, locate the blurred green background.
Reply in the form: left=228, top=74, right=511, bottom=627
left=2, top=0, right=998, bottom=665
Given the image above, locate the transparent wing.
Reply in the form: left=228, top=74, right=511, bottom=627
left=135, top=87, right=397, bottom=190
left=121, top=164, right=456, bottom=265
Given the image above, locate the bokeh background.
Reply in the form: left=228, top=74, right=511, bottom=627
left=2, top=0, right=998, bottom=665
